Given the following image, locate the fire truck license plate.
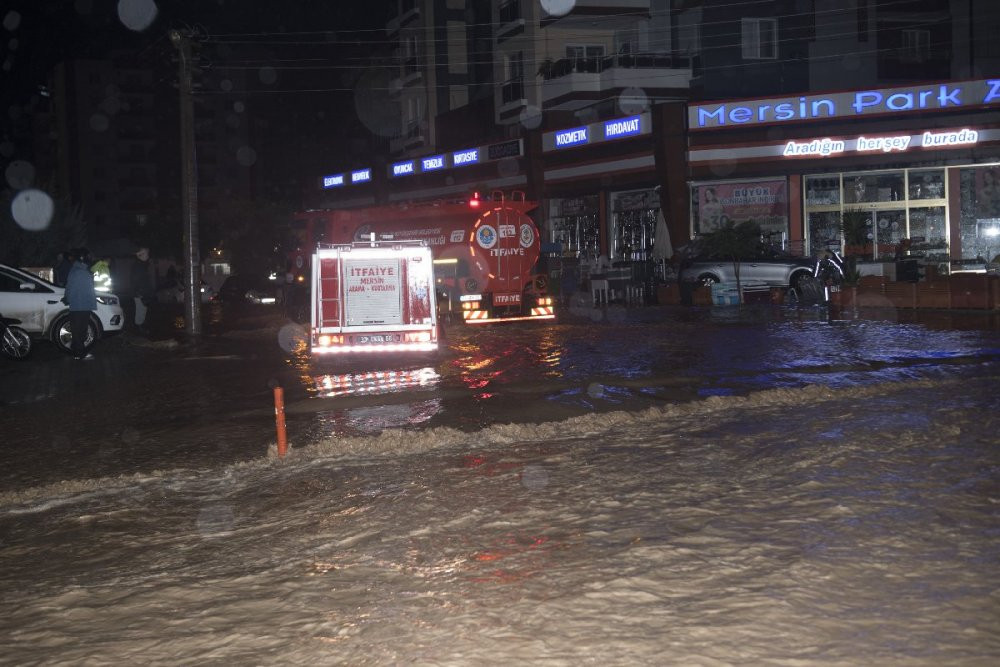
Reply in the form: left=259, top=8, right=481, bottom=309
left=358, top=335, right=388, bottom=344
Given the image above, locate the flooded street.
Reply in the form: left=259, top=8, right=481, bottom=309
left=2, top=303, right=1000, bottom=664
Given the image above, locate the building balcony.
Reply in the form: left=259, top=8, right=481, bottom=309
left=541, top=0, right=650, bottom=28
left=386, top=0, right=420, bottom=36
left=390, top=123, right=426, bottom=153
left=497, top=0, right=525, bottom=41
left=498, top=78, right=527, bottom=116
left=540, top=52, right=697, bottom=110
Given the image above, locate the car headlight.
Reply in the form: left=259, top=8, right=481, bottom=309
left=96, top=294, right=119, bottom=306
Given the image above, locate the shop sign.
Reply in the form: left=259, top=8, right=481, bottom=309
left=603, top=115, right=641, bottom=140
left=555, top=126, right=589, bottom=148
left=391, top=160, right=415, bottom=177
left=782, top=128, right=979, bottom=158
left=351, top=168, right=371, bottom=183
left=690, top=78, right=1000, bottom=130
left=692, top=180, right=788, bottom=237
left=452, top=148, right=479, bottom=166
left=421, top=155, right=446, bottom=171
left=322, top=173, right=344, bottom=188
left=487, top=139, right=522, bottom=160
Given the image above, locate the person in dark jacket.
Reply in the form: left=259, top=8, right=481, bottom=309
left=63, top=248, right=97, bottom=359
left=130, top=246, right=155, bottom=332
left=54, top=250, right=74, bottom=287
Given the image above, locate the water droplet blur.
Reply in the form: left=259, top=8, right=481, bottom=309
left=3, top=10, right=21, bottom=31
left=11, top=189, right=54, bottom=231
left=587, top=382, right=605, bottom=399
left=353, top=68, right=404, bottom=138
left=5, top=159, right=34, bottom=189
left=233, top=101, right=244, bottom=113
left=117, top=0, right=159, bottom=32
left=541, top=0, right=576, bottom=17
left=89, top=113, right=110, bottom=132
left=618, top=87, right=648, bottom=115
left=521, top=464, right=549, bottom=491
left=278, top=323, right=308, bottom=354
left=519, top=105, right=542, bottom=130
left=197, top=504, right=235, bottom=537
left=8, top=38, right=19, bottom=51
left=235, top=145, right=257, bottom=166
left=258, top=66, right=277, bottom=85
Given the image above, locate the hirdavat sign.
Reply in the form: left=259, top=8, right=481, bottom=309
left=689, top=79, right=1000, bottom=130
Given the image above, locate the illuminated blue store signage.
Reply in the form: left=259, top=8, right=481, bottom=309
left=391, top=160, right=414, bottom=177
left=690, top=78, right=1000, bottom=130
left=452, top=148, right=479, bottom=166
left=604, top=115, right=641, bottom=139
left=422, top=155, right=445, bottom=171
left=351, top=168, right=371, bottom=183
left=322, top=174, right=344, bottom=188
left=555, top=127, right=588, bottom=148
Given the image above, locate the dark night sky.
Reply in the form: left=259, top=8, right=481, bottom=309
left=1, top=0, right=390, bottom=150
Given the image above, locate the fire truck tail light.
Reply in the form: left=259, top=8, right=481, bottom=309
left=537, top=296, right=553, bottom=306
left=405, top=331, right=432, bottom=343
left=469, top=192, right=481, bottom=208
left=317, top=334, right=344, bottom=347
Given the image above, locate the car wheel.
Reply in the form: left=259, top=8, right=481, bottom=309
left=1, top=324, right=32, bottom=360
left=698, top=274, right=719, bottom=288
left=51, top=313, right=98, bottom=354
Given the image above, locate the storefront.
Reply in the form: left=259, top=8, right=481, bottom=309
left=687, top=78, right=1000, bottom=270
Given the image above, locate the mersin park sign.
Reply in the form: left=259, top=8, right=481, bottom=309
left=689, top=79, right=1000, bottom=130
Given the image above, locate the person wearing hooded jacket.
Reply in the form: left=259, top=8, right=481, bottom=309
left=63, top=248, right=97, bottom=359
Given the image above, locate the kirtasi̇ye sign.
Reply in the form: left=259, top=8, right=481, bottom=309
left=689, top=79, right=1000, bottom=130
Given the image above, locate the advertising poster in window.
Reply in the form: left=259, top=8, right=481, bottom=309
left=692, top=179, right=789, bottom=237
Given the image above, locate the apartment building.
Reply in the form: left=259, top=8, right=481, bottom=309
left=318, top=0, right=1000, bottom=269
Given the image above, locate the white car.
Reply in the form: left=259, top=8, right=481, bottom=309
left=0, top=263, right=124, bottom=353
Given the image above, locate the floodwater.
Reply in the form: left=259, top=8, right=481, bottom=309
left=1, top=303, right=999, bottom=664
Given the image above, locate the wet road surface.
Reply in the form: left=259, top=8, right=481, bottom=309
left=2, top=301, right=999, bottom=493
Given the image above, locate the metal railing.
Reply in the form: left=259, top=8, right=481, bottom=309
left=539, top=52, right=700, bottom=80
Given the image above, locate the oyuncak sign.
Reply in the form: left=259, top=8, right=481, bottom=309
left=689, top=79, right=1000, bottom=130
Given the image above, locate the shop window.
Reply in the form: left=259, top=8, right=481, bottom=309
left=959, top=166, right=1000, bottom=262
left=805, top=176, right=840, bottom=206
left=843, top=172, right=903, bottom=204
left=807, top=211, right=842, bottom=256
left=908, top=169, right=945, bottom=200
left=907, top=207, right=948, bottom=259
left=741, top=18, right=777, bottom=60
left=901, top=29, right=930, bottom=62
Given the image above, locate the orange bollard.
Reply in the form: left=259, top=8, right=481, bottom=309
left=273, top=386, right=288, bottom=457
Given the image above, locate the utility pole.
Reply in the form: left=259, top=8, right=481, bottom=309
left=170, top=29, right=202, bottom=335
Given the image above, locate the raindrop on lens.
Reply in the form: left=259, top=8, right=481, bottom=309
left=519, top=105, right=542, bottom=130
left=11, top=189, right=54, bottom=231
left=220, top=79, right=233, bottom=92
left=3, top=11, right=22, bottom=31
left=235, top=145, right=257, bottom=166
left=541, top=0, right=576, bottom=17
left=89, top=113, right=110, bottom=132
left=4, top=159, right=34, bottom=189
left=117, top=0, right=159, bottom=32
left=278, top=323, right=307, bottom=353
left=587, top=382, right=605, bottom=399
left=258, top=66, right=277, bottom=85
left=197, top=504, right=235, bottom=536
left=521, top=465, right=549, bottom=491
left=618, top=87, right=648, bottom=115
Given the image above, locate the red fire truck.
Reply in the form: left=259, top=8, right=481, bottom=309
left=309, top=241, right=438, bottom=354
left=288, top=191, right=555, bottom=325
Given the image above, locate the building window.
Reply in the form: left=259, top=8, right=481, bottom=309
left=499, top=0, right=521, bottom=25
left=741, top=18, right=777, bottom=60
left=901, top=29, right=930, bottom=61
left=857, top=3, right=869, bottom=42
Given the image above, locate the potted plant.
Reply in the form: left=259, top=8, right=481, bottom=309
left=841, top=208, right=872, bottom=259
